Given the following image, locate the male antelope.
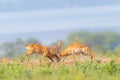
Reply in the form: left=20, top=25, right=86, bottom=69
left=26, top=41, right=62, bottom=62
left=25, top=43, right=60, bottom=62
left=60, top=43, right=95, bottom=62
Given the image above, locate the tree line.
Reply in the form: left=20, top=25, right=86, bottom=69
left=0, top=31, right=120, bottom=58
left=67, top=31, right=120, bottom=54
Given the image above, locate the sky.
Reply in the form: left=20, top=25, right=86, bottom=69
left=0, top=0, right=120, bottom=34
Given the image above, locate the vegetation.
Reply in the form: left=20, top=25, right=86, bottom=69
left=0, top=59, right=120, bottom=80
left=67, top=31, right=120, bottom=54
left=0, top=31, right=120, bottom=80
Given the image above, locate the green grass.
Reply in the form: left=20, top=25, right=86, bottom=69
left=0, top=59, right=120, bottom=80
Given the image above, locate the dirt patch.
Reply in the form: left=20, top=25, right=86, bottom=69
left=0, top=56, right=120, bottom=67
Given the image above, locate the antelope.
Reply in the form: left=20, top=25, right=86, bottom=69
left=25, top=43, right=60, bottom=62
left=60, top=43, right=95, bottom=62
left=25, top=41, right=62, bottom=62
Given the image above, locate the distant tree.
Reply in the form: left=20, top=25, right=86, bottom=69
left=67, top=31, right=90, bottom=44
left=102, top=32, right=120, bottom=50
left=83, top=33, right=105, bottom=47
left=15, top=38, right=24, bottom=46
left=0, top=42, right=16, bottom=57
left=67, top=31, right=120, bottom=53
left=25, top=38, right=40, bottom=45
left=0, top=38, right=41, bottom=58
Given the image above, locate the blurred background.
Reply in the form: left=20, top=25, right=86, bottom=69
left=0, top=0, right=120, bottom=58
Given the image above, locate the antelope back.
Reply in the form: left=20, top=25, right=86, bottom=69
left=25, top=44, right=45, bottom=53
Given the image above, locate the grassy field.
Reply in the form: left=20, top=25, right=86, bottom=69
left=0, top=55, right=120, bottom=80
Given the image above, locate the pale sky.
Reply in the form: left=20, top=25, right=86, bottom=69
left=0, top=1, right=120, bottom=34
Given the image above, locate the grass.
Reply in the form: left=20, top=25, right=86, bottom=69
left=0, top=58, right=120, bottom=80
